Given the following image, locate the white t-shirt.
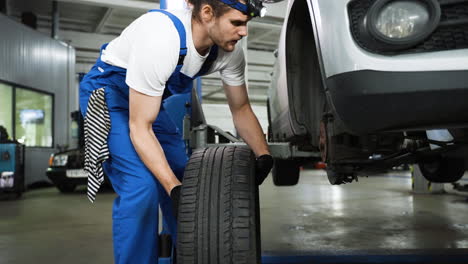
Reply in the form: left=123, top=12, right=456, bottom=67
left=101, top=9, right=246, bottom=96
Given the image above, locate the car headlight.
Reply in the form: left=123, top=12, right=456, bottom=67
left=52, top=154, right=68, bottom=166
left=359, top=0, right=441, bottom=51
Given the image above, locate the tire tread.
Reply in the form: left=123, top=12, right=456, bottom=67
left=177, top=146, right=260, bottom=264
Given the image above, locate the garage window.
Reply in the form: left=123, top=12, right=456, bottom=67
left=0, top=83, right=13, bottom=139
left=15, top=88, right=53, bottom=147
left=0, top=81, right=54, bottom=147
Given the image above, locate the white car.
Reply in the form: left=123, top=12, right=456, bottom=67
left=268, top=0, right=468, bottom=185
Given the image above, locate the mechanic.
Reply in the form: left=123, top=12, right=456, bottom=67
left=79, top=0, right=273, bottom=262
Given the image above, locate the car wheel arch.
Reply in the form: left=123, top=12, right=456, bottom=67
left=284, top=0, right=327, bottom=146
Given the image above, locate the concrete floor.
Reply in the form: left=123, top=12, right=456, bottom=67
left=1, top=170, right=468, bottom=263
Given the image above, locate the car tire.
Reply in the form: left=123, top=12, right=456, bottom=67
left=177, top=146, right=261, bottom=264
left=272, top=159, right=300, bottom=186
left=326, top=168, right=341, bottom=185
left=326, top=168, right=349, bottom=185
left=56, top=183, right=76, bottom=193
left=418, top=156, right=465, bottom=183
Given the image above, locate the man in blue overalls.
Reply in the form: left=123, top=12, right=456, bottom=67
left=79, top=0, right=274, bottom=263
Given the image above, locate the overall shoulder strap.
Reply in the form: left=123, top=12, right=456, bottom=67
left=195, top=45, right=219, bottom=77
left=148, top=9, right=187, bottom=65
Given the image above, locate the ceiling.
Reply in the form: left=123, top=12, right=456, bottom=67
left=4, top=0, right=285, bottom=104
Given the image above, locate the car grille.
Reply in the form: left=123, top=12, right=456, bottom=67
left=348, top=0, right=468, bottom=55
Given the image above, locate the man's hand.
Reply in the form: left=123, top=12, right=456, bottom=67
left=170, top=185, right=182, bottom=219
left=255, top=154, right=274, bottom=185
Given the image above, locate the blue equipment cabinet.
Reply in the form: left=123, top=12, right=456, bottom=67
left=0, top=143, right=25, bottom=199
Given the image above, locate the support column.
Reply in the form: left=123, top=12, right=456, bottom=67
left=196, top=78, right=202, bottom=102
left=242, top=29, right=249, bottom=89
left=52, top=1, right=59, bottom=39
left=1, top=0, right=11, bottom=16
left=160, top=0, right=167, bottom=10
left=412, top=164, right=445, bottom=194
left=1, top=0, right=6, bottom=15
left=160, top=0, right=188, bottom=10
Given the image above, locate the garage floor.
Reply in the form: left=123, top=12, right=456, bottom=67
left=1, top=170, right=468, bottom=264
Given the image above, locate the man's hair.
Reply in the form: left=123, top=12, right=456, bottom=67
left=188, top=0, right=233, bottom=21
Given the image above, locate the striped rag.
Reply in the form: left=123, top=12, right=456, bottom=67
left=83, top=88, right=111, bottom=202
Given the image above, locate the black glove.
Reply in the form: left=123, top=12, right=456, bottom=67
left=170, top=185, right=182, bottom=220
left=255, top=154, right=274, bottom=185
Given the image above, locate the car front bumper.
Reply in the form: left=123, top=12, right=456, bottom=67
left=46, top=168, right=87, bottom=186
left=326, top=69, right=468, bottom=133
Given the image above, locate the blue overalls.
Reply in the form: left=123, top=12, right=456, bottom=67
left=79, top=9, right=218, bottom=264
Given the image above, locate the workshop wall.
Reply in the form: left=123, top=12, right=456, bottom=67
left=0, top=14, right=76, bottom=185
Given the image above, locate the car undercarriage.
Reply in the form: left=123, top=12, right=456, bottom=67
left=267, top=0, right=468, bottom=186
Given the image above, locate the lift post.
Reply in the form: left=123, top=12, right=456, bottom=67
left=412, top=164, right=444, bottom=194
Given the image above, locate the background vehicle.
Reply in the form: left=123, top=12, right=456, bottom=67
left=46, top=148, right=87, bottom=193
left=268, top=0, right=468, bottom=185
left=46, top=111, right=112, bottom=193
